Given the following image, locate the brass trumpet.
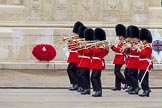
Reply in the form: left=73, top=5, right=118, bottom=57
left=63, top=35, right=79, bottom=41
left=71, top=40, right=114, bottom=51
left=70, top=41, right=96, bottom=50
left=119, top=38, right=134, bottom=52
left=120, top=40, right=144, bottom=52
left=75, top=43, right=96, bottom=51
left=76, top=38, right=85, bottom=41
left=120, top=41, right=132, bottom=52
left=77, top=40, right=94, bottom=44
left=79, top=40, right=110, bottom=50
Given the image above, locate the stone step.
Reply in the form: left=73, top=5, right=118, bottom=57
left=0, top=61, right=162, bottom=70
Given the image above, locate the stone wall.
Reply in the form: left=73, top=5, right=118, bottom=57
left=0, top=0, right=162, bottom=63
left=0, top=0, right=151, bottom=23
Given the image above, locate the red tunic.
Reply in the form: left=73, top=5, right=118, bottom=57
left=67, top=42, right=78, bottom=63
left=124, top=52, right=130, bottom=66
left=77, top=49, right=83, bottom=67
left=77, top=48, right=92, bottom=68
left=138, top=45, right=153, bottom=71
left=91, top=47, right=109, bottom=70
left=111, top=42, right=125, bottom=64
left=127, top=48, right=139, bottom=69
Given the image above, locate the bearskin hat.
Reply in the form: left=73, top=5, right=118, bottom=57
left=126, top=25, right=133, bottom=38
left=78, top=25, right=87, bottom=38
left=140, top=28, right=152, bottom=43
left=129, top=25, right=139, bottom=38
left=84, top=28, right=94, bottom=41
left=115, top=24, right=126, bottom=37
left=94, top=28, right=106, bottom=41
left=72, top=21, right=84, bottom=34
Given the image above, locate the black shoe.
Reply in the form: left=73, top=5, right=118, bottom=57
left=77, top=87, right=84, bottom=92
left=111, top=87, right=121, bottom=91
left=92, top=91, right=102, bottom=97
left=68, top=84, right=78, bottom=91
left=125, top=86, right=134, bottom=92
left=81, top=89, right=90, bottom=95
left=128, top=87, right=140, bottom=95
left=139, top=90, right=151, bottom=97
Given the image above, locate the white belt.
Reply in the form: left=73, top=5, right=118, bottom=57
left=79, top=55, right=90, bottom=59
left=70, top=50, right=77, bottom=53
left=92, top=57, right=105, bottom=66
left=92, top=57, right=101, bottom=60
left=129, top=55, right=139, bottom=58
left=139, top=58, right=152, bottom=63
left=115, top=53, right=123, bottom=55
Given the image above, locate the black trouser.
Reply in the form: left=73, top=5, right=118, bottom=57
left=124, top=67, right=131, bottom=86
left=80, top=68, right=90, bottom=89
left=76, top=67, right=84, bottom=88
left=127, top=68, right=139, bottom=89
left=91, top=69, right=102, bottom=91
left=138, top=70, right=150, bottom=91
left=114, top=64, right=125, bottom=89
left=67, top=63, right=78, bottom=85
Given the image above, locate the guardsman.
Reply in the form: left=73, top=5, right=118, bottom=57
left=127, top=26, right=140, bottom=95
left=123, top=25, right=134, bottom=92
left=91, top=28, right=109, bottom=97
left=76, top=25, right=87, bottom=92
left=136, top=28, right=153, bottom=97
left=78, top=28, right=94, bottom=95
left=67, top=21, right=83, bottom=91
left=110, top=24, right=126, bottom=91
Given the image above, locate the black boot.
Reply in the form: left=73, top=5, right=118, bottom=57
left=125, top=86, right=134, bottom=92
left=128, top=87, right=140, bottom=95
left=111, top=87, right=121, bottom=91
left=139, top=90, right=151, bottom=97
left=92, top=91, right=102, bottom=97
left=81, top=89, right=90, bottom=95
left=68, top=84, right=78, bottom=91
